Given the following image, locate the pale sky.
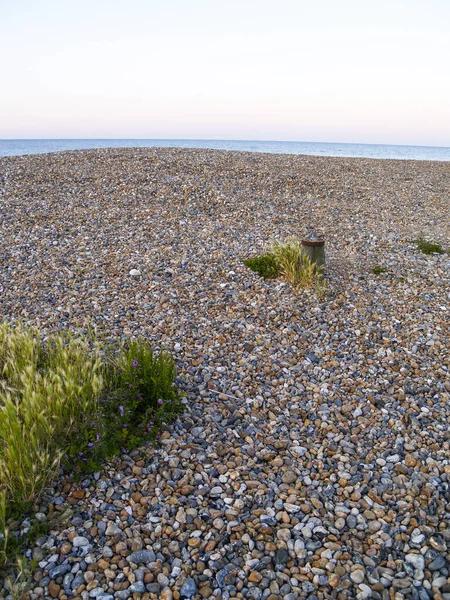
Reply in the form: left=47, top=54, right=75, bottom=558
left=1, top=0, right=449, bottom=146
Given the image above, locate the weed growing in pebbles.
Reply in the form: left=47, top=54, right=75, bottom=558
left=0, top=321, right=182, bottom=572
left=416, top=234, right=445, bottom=255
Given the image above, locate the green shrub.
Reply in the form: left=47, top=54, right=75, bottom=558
left=372, top=265, right=388, bottom=274
left=243, top=254, right=281, bottom=279
left=0, top=321, right=182, bottom=570
left=243, top=239, right=326, bottom=296
left=416, top=235, right=445, bottom=255
left=69, top=341, right=183, bottom=470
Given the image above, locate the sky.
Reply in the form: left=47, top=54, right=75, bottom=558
left=1, top=0, right=449, bottom=146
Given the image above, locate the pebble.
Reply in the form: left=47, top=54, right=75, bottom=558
left=72, top=535, right=89, bottom=547
left=0, top=148, right=449, bottom=600
left=180, top=578, right=197, bottom=599
left=128, top=549, right=156, bottom=564
left=428, top=555, right=446, bottom=571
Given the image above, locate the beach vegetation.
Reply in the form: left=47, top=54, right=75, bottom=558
left=243, top=253, right=281, bottom=279
left=271, top=238, right=325, bottom=292
left=244, top=239, right=326, bottom=296
left=415, top=235, right=445, bottom=255
left=0, top=321, right=182, bottom=570
left=372, top=265, right=388, bottom=274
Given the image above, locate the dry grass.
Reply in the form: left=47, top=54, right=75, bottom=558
left=270, top=239, right=326, bottom=294
left=0, top=321, right=105, bottom=505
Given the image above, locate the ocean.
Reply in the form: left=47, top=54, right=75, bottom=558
left=0, top=138, right=450, bottom=161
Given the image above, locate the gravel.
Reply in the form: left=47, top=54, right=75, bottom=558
left=0, top=147, right=449, bottom=600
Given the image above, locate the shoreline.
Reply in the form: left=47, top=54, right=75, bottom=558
left=1, top=140, right=450, bottom=162
left=0, top=148, right=449, bottom=600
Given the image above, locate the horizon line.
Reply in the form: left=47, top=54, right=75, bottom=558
left=1, top=138, right=450, bottom=150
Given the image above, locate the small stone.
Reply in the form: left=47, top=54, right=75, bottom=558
left=277, top=529, right=291, bottom=542
left=281, top=471, right=297, bottom=484
left=367, top=521, right=382, bottom=532
left=291, top=446, right=307, bottom=457
left=129, top=581, right=146, bottom=593
left=60, top=542, right=72, bottom=555
left=180, top=578, right=197, bottom=599
left=73, top=535, right=89, bottom=547
left=160, top=587, right=173, bottom=600
left=129, top=269, right=141, bottom=277
left=48, top=581, right=61, bottom=598
left=48, top=563, right=71, bottom=579
left=357, top=583, right=372, bottom=599
left=128, top=549, right=156, bottom=564
left=411, top=529, right=426, bottom=544
left=387, top=454, right=400, bottom=462
left=105, top=523, right=121, bottom=536
left=405, top=554, right=425, bottom=570
left=350, top=570, right=365, bottom=584
left=428, top=555, right=446, bottom=571
left=275, top=549, right=290, bottom=565
left=429, top=536, right=447, bottom=552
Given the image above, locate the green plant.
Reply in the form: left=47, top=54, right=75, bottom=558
left=243, top=254, right=281, bottom=279
left=0, top=321, right=105, bottom=505
left=271, top=238, right=324, bottom=290
left=415, top=235, right=445, bottom=255
left=0, top=321, right=183, bottom=571
left=2, top=555, right=34, bottom=600
left=69, top=341, right=183, bottom=471
left=372, top=265, right=388, bottom=274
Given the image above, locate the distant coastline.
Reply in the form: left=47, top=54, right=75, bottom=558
left=1, top=138, right=450, bottom=161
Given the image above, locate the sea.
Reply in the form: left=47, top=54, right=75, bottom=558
left=0, top=139, right=450, bottom=161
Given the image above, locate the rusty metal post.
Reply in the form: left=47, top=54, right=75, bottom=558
left=301, top=236, right=325, bottom=268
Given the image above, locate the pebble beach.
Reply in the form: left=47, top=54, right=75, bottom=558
left=0, top=147, right=449, bottom=600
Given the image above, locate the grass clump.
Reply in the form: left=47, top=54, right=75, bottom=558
left=244, top=239, right=326, bottom=296
left=0, top=321, right=105, bottom=505
left=271, top=238, right=325, bottom=294
left=415, top=235, right=445, bottom=255
left=372, top=265, right=388, bottom=274
left=243, top=254, right=280, bottom=279
left=0, top=321, right=182, bottom=571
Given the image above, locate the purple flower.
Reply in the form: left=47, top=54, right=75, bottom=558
left=96, top=433, right=101, bottom=440
left=119, top=405, right=124, bottom=415
left=132, top=360, right=139, bottom=367
left=78, top=452, right=84, bottom=456
left=157, top=399, right=163, bottom=405
left=88, top=442, right=93, bottom=447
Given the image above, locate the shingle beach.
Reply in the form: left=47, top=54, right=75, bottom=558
left=0, top=148, right=449, bottom=600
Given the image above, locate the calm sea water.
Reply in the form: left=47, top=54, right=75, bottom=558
left=0, top=139, right=450, bottom=161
